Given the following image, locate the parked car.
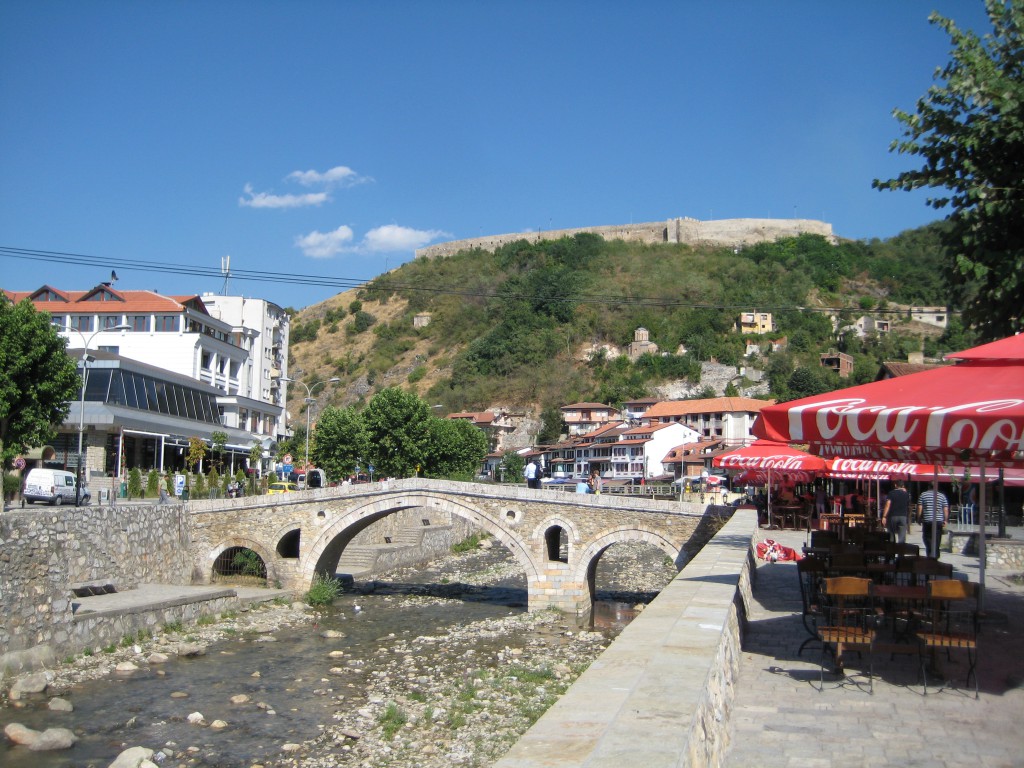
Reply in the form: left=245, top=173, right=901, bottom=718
left=267, top=481, right=297, bottom=495
left=23, top=468, right=88, bottom=505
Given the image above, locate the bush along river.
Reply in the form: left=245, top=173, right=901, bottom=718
left=0, top=536, right=678, bottom=768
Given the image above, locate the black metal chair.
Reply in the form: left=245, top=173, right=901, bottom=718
left=816, top=576, right=879, bottom=694
left=915, top=579, right=979, bottom=699
left=797, top=556, right=828, bottom=655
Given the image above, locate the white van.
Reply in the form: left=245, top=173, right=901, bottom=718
left=23, top=468, right=83, bottom=506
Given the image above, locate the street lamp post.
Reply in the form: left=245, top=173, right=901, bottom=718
left=280, top=376, right=340, bottom=467
left=60, top=323, right=131, bottom=506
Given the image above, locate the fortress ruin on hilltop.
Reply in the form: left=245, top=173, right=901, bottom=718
left=414, top=216, right=835, bottom=259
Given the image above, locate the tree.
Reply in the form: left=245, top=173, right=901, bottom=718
left=0, top=298, right=80, bottom=468
left=311, top=405, right=368, bottom=480
left=873, top=0, right=1024, bottom=340
left=537, top=405, right=565, bottom=444
left=211, top=431, right=228, bottom=469
left=362, top=388, right=431, bottom=478
left=186, top=436, right=207, bottom=474
left=423, top=417, right=488, bottom=479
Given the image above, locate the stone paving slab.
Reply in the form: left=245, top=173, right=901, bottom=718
left=724, top=527, right=1024, bottom=768
left=72, top=583, right=292, bottom=617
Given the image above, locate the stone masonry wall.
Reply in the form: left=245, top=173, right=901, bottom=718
left=0, top=504, right=193, bottom=655
left=415, top=216, right=834, bottom=259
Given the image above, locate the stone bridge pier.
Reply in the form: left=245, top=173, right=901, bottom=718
left=187, top=479, right=717, bottom=617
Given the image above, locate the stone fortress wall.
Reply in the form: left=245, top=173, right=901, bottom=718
left=415, top=216, right=835, bottom=260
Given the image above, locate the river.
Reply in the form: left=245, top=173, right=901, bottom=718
left=0, top=539, right=677, bottom=768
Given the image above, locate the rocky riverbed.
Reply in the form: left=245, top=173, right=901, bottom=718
left=2, top=537, right=678, bottom=768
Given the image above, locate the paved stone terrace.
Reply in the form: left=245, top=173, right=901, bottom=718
left=725, top=527, right=1024, bottom=768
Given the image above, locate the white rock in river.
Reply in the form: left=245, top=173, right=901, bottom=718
left=115, top=661, right=139, bottom=673
left=47, top=697, right=74, bottom=712
left=230, top=694, right=250, bottom=704
left=187, top=712, right=206, bottom=725
left=9, top=671, right=51, bottom=698
left=29, top=727, right=78, bottom=751
left=210, top=720, right=228, bottom=730
left=4, top=722, right=39, bottom=745
left=320, top=629, right=346, bottom=638
left=148, top=652, right=170, bottom=664
left=108, top=745, right=155, bottom=768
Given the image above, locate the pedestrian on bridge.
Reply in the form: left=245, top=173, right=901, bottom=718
left=524, top=459, right=542, bottom=490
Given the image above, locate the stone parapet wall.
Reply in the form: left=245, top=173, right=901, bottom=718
left=415, top=217, right=834, bottom=260
left=0, top=504, right=194, bottom=655
left=493, top=508, right=759, bottom=768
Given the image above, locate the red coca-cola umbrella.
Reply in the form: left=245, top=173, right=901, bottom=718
left=715, top=441, right=826, bottom=527
left=753, top=333, right=1024, bottom=601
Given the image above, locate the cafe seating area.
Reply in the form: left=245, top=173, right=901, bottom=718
left=798, top=527, right=980, bottom=697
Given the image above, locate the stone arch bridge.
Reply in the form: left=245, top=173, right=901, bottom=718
left=187, top=478, right=722, bottom=616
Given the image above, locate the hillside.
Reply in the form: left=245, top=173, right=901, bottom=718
left=285, top=224, right=973, bottom=434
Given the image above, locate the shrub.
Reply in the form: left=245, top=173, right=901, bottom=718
left=305, top=572, right=342, bottom=606
left=128, top=467, right=144, bottom=498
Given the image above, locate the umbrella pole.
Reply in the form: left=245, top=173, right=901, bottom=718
left=931, top=467, right=939, bottom=560
left=978, top=459, right=987, bottom=612
left=767, top=467, right=772, bottom=530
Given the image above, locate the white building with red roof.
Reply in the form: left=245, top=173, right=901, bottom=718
left=641, top=397, right=773, bottom=447
left=4, top=284, right=290, bottom=492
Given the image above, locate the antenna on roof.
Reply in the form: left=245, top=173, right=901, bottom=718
left=110, top=270, right=118, bottom=283
left=220, top=255, right=231, bottom=294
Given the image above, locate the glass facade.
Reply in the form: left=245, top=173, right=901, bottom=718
left=81, top=368, right=222, bottom=424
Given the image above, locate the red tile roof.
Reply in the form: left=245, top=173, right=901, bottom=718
left=4, top=286, right=211, bottom=316
left=643, top=397, right=774, bottom=419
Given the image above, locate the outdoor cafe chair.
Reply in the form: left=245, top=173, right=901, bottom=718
left=797, top=556, right=828, bottom=655
left=894, top=556, right=953, bottom=587
left=884, top=542, right=920, bottom=563
left=915, top=579, right=979, bottom=699
left=816, top=576, right=879, bottom=694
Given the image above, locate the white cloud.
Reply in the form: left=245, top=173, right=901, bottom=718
left=294, top=226, right=355, bottom=258
left=286, top=166, right=370, bottom=188
left=360, top=224, right=451, bottom=252
left=239, top=184, right=329, bottom=209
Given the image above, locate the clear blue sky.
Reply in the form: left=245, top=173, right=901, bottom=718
left=0, top=1, right=994, bottom=311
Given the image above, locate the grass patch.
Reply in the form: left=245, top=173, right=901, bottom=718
left=379, top=702, right=407, bottom=740
left=306, top=572, right=342, bottom=607
left=102, top=644, right=116, bottom=654
left=163, top=620, right=184, bottom=633
left=451, top=533, right=483, bottom=554
left=197, top=615, right=216, bottom=626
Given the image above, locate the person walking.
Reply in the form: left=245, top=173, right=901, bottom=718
left=917, top=486, right=949, bottom=558
left=881, top=479, right=911, bottom=544
left=588, top=469, right=602, bottom=495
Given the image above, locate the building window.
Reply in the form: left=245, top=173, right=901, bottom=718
left=156, top=315, right=179, bottom=332
left=70, top=315, right=94, bottom=332
left=130, top=315, right=149, bottom=332
left=101, top=315, right=123, bottom=329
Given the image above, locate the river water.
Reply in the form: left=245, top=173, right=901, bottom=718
left=0, top=540, right=676, bottom=768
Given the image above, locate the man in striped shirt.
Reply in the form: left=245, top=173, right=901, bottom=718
left=917, top=488, right=950, bottom=558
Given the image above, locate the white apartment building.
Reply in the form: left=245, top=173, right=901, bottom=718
left=5, top=284, right=290, bottom=491
left=201, top=293, right=290, bottom=441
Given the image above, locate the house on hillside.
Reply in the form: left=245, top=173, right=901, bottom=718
left=736, top=312, right=776, bottom=335
left=560, top=402, right=620, bottom=436
left=611, top=422, right=699, bottom=480
left=660, top=438, right=728, bottom=483
left=621, top=397, right=659, bottom=422
left=447, top=410, right=516, bottom=452
left=820, top=349, right=855, bottom=378
left=641, top=397, right=772, bottom=447
left=875, top=352, right=949, bottom=381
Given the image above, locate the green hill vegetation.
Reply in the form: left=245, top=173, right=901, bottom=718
left=286, top=223, right=976, bottom=427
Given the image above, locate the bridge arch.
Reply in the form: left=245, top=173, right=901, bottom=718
left=298, top=492, right=539, bottom=589
left=569, top=525, right=687, bottom=616
left=206, top=536, right=277, bottom=584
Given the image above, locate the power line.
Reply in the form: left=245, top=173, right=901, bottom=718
left=0, top=244, right=955, bottom=317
